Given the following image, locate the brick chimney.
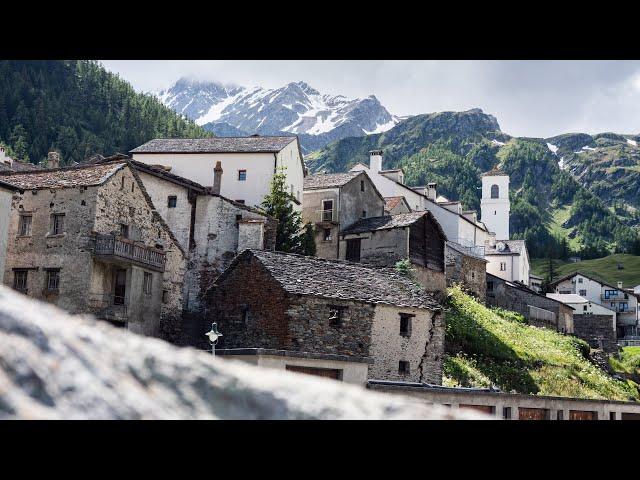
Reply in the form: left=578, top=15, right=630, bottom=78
left=47, top=151, right=60, bottom=169
left=426, top=182, right=438, bottom=201
left=369, top=149, right=383, bottom=172
left=213, top=161, right=223, bottom=195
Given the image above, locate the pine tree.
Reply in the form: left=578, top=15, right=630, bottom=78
left=261, top=167, right=304, bottom=253
left=301, top=222, right=316, bottom=256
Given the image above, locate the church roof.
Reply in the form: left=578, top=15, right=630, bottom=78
left=481, top=166, right=508, bottom=177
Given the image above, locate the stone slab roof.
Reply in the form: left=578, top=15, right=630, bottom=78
left=341, top=211, right=430, bottom=236
left=481, top=166, right=508, bottom=177
left=224, top=250, right=441, bottom=310
left=0, top=162, right=126, bottom=190
left=0, top=160, right=43, bottom=173
left=303, top=171, right=362, bottom=190
left=130, top=136, right=297, bottom=154
left=484, top=240, right=526, bottom=255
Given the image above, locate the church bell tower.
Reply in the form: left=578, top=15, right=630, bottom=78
left=480, top=168, right=510, bottom=240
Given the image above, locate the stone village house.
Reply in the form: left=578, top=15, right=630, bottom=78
left=207, top=249, right=444, bottom=385
left=0, top=161, right=187, bottom=338
left=0, top=179, right=20, bottom=275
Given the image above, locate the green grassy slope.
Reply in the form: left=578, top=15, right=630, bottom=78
left=609, top=347, right=640, bottom=376
left=531, top=254, right=640, bottom=288
left=443, top=286, right=637, bottom=401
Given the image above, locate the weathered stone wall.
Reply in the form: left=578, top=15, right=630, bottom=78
left=413, top=264, right=447, bottom=295
left=0, top=187, right=13, bottom=276
left=95, top=166, right=187, bottom=337
left=3, top=180, right=100, bottom=314
left=338, top=173, right=385, bottom=229
left=185, top=194, right=276, bottom=314
left=340, top=228, right=408, bottom=265
left=208, top=254, right=375, bottom=357
left=487, top=274, right=574, bottom=334
left=573, top=315, right=617, bottom=352
left=369, top=305, right=444, bottom=384
left=445, top=244, right=487, bottom=301
left=302, top=189, right=339, bottom=259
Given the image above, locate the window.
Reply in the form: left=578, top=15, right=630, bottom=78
left=167, top=195, right=177, bottom=208
left=583, top=305, right=588, bottom=312
left=360, top=180, right=365, bottom=192
left=399, top=314, right=413, bottom=337
left=46, top=269, right=60, bottom=291
left=143, top=272, right=153, bottom=295
left=500, top=262, right=506, bottom=271
left=120, top=224, right=129, bottom=239
left=329, top=305, right=346, bottom=327
left=18, top=215, right=32, bottom=236
left=242, top=306, right=250, bottom=325
left=605, top=290, right=618, bottom=299
left=345, top=238, right=361, bottom=262
left=323, top=228, right=332, bottom=242
left=619, top=302, right=628, bottom=312
left=321, top=199, right=334, bottom=222
left=51, top=213, right=65, bottom=235
left=491, top=184, right=499, bottom=198
left=487, top=281, right=494, bottom=292
left=361, top=210, right=367, bottom=218
left=578, top=278, right=583, bottom=283
left=162, top=290, right=169, bottom=303
left=120, top=177, right=125, bottom=190
left=235, top=214, right=243, bottom=223
left=579, top=289, right=586, bottom=296
left=13, top=270, right=28, bottom=292
left=238, top=170, right=247, bottom=181
left=131, top=182, right=135, bottom=193
left=503, top=407, right=512, bottom=420
left=398, top=361, right=410, bottom=375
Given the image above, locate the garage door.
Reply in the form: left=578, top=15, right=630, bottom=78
left=285, top=365, right=343, bottom=380
left=518, top=408, right=549, bottom=420
left=459, top=404, right=495, bottom=414
left=621, top=412, right=640, bottom=420
left=569, top=410, right=597, bottom=420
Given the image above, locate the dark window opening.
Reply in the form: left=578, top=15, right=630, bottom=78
left=242, top=306, right=250, bottom=325
left=120, top=224, right=129, bottom=239
left=114, top=269, right=127, bottom=305
left=238, top=170, right=247, bottom=181
left=362, top=210, right=366, bottom=218
left=491, top=184, right=499, bottom=199
left=360, top=180, right=365, bottom=192
left=322, top=200, right=334, bottom=222
left=503, top=407, right=512, bottom=420
left=487, top=281, right=494, bottom=292
left=168, top=195, right=177, bottom=208
left=120, top=177, right=125, bottom=190
left=51, top=213, right=65, bottom=235
left=19, top=215, right=32, bottom=236
left=329, top=305, right=346, bottom=327
left=143, top=272, right=153, bottom=295
left=345, top=238, right=361, bottom=262
left=323, top=228, right=332, bottom=241
left=400, top=314, right=413, bottom=337
left=46, top=269, right=60, bottom=291
left=609, top=412, right=616, bottom=421
left=13, top=270, right=28, bottom=292
left=162, top=290, right=169, bottom=304
left=398, top=361, right=410, bottom=375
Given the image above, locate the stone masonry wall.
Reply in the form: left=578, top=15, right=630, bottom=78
left=208, top=254, right=375, bottom=357
left=573, top=315, right=617, bottom=353
left=369, top=304, right=443, bottom=384
left=445, top=244, right=487, bottom=301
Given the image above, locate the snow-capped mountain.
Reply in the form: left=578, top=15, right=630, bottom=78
left=157, top=78, right=400, bottom=152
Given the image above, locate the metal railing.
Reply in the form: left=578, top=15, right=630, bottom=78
left=528, top=305, right=556, bottom=324
left=94, top=234, right=165, bottom=271
left=316, top=209, right=335, bottom=222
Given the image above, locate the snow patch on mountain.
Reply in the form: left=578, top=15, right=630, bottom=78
left=491, top=139, right=506, bottom=146
left=627, top=138, right=637, bottom=147
left=546, top=142, right=558, bottom=155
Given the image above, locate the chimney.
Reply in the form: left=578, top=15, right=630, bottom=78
left=213, top=161, right=223, bottom=195
left=486, top=232, right=496, bottom=248
left=426, top=182, right=438, bottom=201
left=369, top=149, right=383, bottom=172
left=47, top=151, right=60, bottom=169
left=617, top=281, right=623, bottom=289
left=0, top=146, right=11, bottom=166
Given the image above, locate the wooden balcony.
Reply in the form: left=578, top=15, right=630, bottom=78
left=94, top=234, right=165, bottom=272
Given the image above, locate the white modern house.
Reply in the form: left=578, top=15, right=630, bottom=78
left=549, top=272, right=640, bottom=338
left=350, top=150, right=489, bottom=250
left=484, top=239, right=531, bottom=286
left=0, top=179, right=19, bottom=275
left=546, top=293, right=617, bottom=320
left=131, top=136, right=305, bottom=210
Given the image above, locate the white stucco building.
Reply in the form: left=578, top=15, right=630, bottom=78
left=131, top=136, right=305, bottom=210
left=484, top=239, right=531, bottom=286
left=350, top=151, right=489, bottom=249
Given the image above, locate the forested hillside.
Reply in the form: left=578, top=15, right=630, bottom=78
left=307, top=109, right=640, bottom=259
left=0, top=61, right=206, bottom=165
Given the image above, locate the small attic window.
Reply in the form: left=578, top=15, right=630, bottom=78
left=168, top=195, right=177, bottom=208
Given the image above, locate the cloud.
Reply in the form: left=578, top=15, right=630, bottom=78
left=101, top=60, right=640, bottom=138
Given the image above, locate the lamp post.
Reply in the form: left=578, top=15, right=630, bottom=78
left=205, top=322, right=223, bottom=356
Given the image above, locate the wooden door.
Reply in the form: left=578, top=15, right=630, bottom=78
left=518, top=408, right=549, bottom=420
left=569, top=410, right=597, bottom=420
left=346, top=238, right=361, bottom=262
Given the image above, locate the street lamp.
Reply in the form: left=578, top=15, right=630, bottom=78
left=205, top=322, right=223, bottom=356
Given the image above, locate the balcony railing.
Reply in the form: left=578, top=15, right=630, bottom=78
left=316, top=209, right=336, bottom=223
left=94, top=234, right=165, bottom=272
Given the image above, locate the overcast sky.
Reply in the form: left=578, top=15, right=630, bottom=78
left=101, top=60, right=640, bottom=138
